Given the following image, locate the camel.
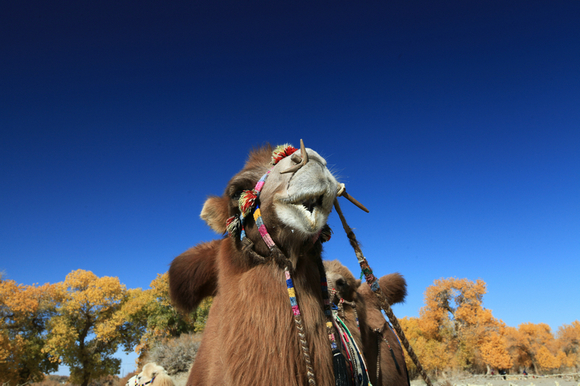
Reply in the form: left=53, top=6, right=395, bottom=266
left=169, top=243, right=411, bottom=386
left=324, top=260, right=410, bottom=386
left=170, top=141, right=375, bottom=385
left=126, top=363, right=174, bottom=386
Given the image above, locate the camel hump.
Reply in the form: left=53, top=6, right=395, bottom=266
left=378, top=272, right=407, bottom=305
left=169, top=239, right=220, bottom=313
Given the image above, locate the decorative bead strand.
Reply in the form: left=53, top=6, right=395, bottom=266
left=285, top=267, right=317, bottom=385
left=244, top=166, right=317, bottom=385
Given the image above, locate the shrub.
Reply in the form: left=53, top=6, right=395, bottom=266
left=88, top=375, right=119, bottom=386
left=144, top=334, right=202, bottom=375
left=31, top=375, right=72, bottom=386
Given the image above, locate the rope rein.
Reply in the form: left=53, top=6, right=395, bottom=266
left=333, top=196, right=434, bottom=386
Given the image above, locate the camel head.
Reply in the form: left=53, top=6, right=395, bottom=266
left=324, top=259, right=408, bottom=307
left=324, top=259, right=361, bottom=303
left=201, top=140, right=338, bottom=258
left=137, top=363, right=174, bottom=386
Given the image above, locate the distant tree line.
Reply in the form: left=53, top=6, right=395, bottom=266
left=1, top=271, right=578, bottom=386
left=399, top=278, right=580, bottom=377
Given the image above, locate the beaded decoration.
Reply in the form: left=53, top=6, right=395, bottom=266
left=359, top=259, right=380, bottom=292
left=239, top=170, right=270, bottom=240
left=139, top=377, right=156, bottom=386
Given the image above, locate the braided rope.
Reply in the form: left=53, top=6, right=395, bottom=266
left=285, top=266, right=318, bottom=385
left=333, top=198, right=434, bottom=386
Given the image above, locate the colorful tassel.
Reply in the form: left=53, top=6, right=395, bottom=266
left=226, top=216, right=241, bottom=237
left=239, top=189, right=258, bottom=217
left=271, top=144, right=298, bottom=165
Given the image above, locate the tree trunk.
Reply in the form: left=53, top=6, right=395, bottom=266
left=531, top=360, right=540, bottom=375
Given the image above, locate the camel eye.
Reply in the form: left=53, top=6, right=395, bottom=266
left=336, top=278, right=345, bottom=287
left=231, top=190, right=242, bottom=201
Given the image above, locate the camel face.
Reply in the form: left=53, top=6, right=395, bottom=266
left=265, top=147, right=338, bottom=237
left=324, top=259, right=361, bottom=303
left=200, top=142, right=338, bottom=248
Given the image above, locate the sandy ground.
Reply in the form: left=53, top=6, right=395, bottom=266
left=412, top=374, right=580, bottom=386
left=170, top=372, right=580, bottom=386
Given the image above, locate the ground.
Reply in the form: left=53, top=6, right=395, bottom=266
left=411, top=374, right=580, bottom=386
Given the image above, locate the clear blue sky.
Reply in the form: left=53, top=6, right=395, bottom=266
left=2, top=0, right=579, bottom=377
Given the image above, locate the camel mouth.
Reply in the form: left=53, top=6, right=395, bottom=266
left=275, top=190, right=333, bottom=235
left=301, top=194, right=324, bottom=214
left=281, top=192, right=328, bottom=215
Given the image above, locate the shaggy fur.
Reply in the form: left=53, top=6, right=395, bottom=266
left=170, top=144, right=343, bottom=385
left=130, top=363, right=174, bottom=386
left=324, top=260, right=409, bottom=386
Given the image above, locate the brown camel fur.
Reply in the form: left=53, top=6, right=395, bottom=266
left=324, top=260, right=410, bottom=386
left=169, top=240, right=410, bottom=385
left=170, top=144, right=347, bottom=385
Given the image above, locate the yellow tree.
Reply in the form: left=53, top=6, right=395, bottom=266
left=418, top=277, right=505, bottom=372
left=43, top=270, right=139, bottom=386
left=128, top=273, right=196, bottom=361
left=399, top=316, right=452, bottom=377
left=479, top=325, right=513, bottom=373
left=505, top=322, right=562, bottom=374
left=118, top=273, right=209, bottom=364
left=557, top=320, right=580, bottom=370
left=0, top=277, right=59, bottom=385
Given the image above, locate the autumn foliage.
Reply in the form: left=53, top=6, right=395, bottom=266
left=0, top=270, right=208, bottom=386
left=0, top=276, right=60, bottom=385
left=1, top=270, right=578, bottom=384
left=400, top=277, right=579, bottom=377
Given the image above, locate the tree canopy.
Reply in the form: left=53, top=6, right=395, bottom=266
left=0, top=278, right=59, bottom=385
left=42, top=270, right=134, bottom=386
left=400, top=277, right=578, bottom=376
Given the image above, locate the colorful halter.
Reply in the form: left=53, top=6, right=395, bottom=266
left=225, top=143, right=353, bottom=386
left=225, top=144, right=296, bottom=241
left=138, top=376, right=155, bottom=386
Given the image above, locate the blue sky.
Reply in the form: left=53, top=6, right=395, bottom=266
left=2, top=0, right=579, bottom=377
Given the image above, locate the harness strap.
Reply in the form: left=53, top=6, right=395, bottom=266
left=139, top=376, right=156, bottom=386
left=334, top=313, right=370, bottom=386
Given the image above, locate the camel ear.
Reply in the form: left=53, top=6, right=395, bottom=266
left=379, top=273, right=407, bottom=305
left=201, top=195, right=229, bottom=233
